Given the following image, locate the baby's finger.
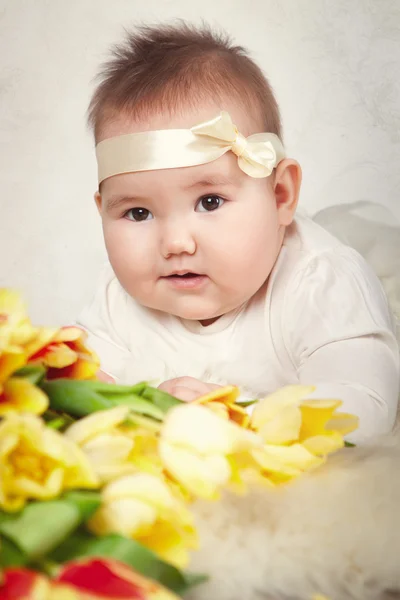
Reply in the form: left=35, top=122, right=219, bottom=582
left=170, top=385, right=200, bottom=402
left=97, top=370, right=115, bottom=384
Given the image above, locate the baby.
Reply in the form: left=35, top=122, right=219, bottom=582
left=78, top=23, right=399, bottom=443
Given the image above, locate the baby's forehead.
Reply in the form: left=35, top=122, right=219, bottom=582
left=102, top=153, right=245, bottom=200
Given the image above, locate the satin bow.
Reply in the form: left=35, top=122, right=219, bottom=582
left=191, top=111, right=285, bottom=178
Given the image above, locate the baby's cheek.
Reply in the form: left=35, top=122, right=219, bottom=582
left=106, top=224, right=155, bottom=274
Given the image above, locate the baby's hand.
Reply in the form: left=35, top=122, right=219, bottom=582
left=96, top=370, right=115, bottom=384
left=158, top=376, right=221, bottom=402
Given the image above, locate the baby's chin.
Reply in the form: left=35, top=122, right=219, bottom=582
left=141, top=298, right=229, bottom=323
left=165, top=306, right=224, bottom=323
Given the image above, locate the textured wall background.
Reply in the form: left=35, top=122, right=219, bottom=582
left=0, top=0, right=399, bottom=324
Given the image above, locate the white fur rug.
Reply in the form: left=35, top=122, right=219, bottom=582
left=188, top=431, right=400, bottom=600
left=187, top=203, right=400, bottom=600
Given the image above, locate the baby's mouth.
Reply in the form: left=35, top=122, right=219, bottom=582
left=166, top=273, right=199, bottom=278
left=162, top=272, right=208, bottom=288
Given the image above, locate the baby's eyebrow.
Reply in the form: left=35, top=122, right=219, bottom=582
left=183, top=175, right=238, bottom=190
left=106, top=195, right=143, bottom=211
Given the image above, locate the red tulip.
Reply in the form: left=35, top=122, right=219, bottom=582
left=55, top=558, right=150, bottom=598
left=0, top=559, right=181, bottom=599
left=0, top=568, right=51, bottom=599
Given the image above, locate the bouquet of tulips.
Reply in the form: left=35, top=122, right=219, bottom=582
left=0, top=289, right=358, bottom=599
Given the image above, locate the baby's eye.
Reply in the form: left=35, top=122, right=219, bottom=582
left=196, top=195, right=225, bottom=213
left=124, top=208, right=153, bottom=222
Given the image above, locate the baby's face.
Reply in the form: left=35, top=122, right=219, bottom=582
left=96, top=102, right=289, bottom=322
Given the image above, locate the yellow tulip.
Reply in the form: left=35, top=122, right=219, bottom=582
left=0, top=307, right=49, bottom=416
left=66, top=406, right=161, bottom=482
left=0, top=290, right=37, bottom=384
left=194, top=385, right=250, bottom=427
left=0, top=289, right=37, bottom=351
left=0, top=348, right=27, bottom=385
left=251, top=385, right=359, bottom=484
left=0, top=376, right=48, bottom=416
left=89, top=473, right=197, bottom=568
left=159, top=403, right=263, bottom=500
left=0, top=413, right=99, bottom=511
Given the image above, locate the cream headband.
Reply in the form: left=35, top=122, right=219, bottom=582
left=96, top=111, right=285, bottom=184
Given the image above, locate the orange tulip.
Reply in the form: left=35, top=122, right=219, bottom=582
left=27, top=326, right=100, bottom=380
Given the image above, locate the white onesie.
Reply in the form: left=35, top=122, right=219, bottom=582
left=77, top=215, right=400, bottom=443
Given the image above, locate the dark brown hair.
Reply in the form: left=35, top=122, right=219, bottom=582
left=88, top=22, right=282, bottom=142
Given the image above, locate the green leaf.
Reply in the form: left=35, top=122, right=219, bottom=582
left=62, top=491, right=102, bottom=522
left=13, top=365, right=46, bottom=385
left=41, top=379, right=115, bottom=416
left=85, top=381, right=148, bottom=396
left=41, top=378, right=180, bottom=421
left=236, top=399, right=257, bottom=408
left=0, top=501, right=79, bottom=559
left=0, top=536, right=26, bottom=567
left=51, top=532, right=206, bottom=594
left=0, top=492, right=101, bottom=561
left=344, top=441, right=356, bottom=447
left=46, top=417, right=68, bottom=430
left=142, top=386, right=182, bottom=413
left=71, top=380, right=148, bottom=396
left=111, top=394, right=165, bottom=420
left=42, top=410, right=76, bottom=431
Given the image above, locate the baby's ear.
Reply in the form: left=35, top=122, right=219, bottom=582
left=94, top=191, right=102, bottom=214
left=273, top=158, right=302, bottom=226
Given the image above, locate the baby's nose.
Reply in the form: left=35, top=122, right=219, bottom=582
left=160, top=221, right=196, bottom=258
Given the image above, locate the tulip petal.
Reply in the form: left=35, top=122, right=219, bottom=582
left=83, top=433, right=134, bottom=468
left=0, top=413, right=99, bottom=510
left=302, top=432, right=344, bottom=455
left=90, top=497, right=157, bottom=538
left=252, top=448, right=301, bottom=477
left=257, top=405, right=302, bottom=444
left=299, top=399, right=343, bottom=439
left=0, top=377, right=48, bottom=416
left=47, top=354, right=100, bottom=380
left=264, top=443, right=324, bottom=470
left=1, top=568, right=52, bottom=600
left=140, top=520, right=197, bottom=568
left=57, top=558, right=149, bottom=599
left=103, top=474, right=177, bottom=510
left=66, top=406, right=131, bottom=445
left=0, top=351, right=27, bottom=385
left=194, top=386, right=251, bottom=427
left=56, top=558, right=182, bottom=599
left=10, top=467, right=64, bottom=499
left=253, top=443, right=324, bottom=477
left=159, top=440, right=231, bottom=499
left=251, top=385, right=315, bottom=430
left=40, top=343, right=77, bottom=368
left=194, top=385, right=240, bottom=405
left=162, top=404, right=261, bottom=455
left=0, top=289, right=27, bottom=319
left=24, top=327, right=58, bottom=358
left=326, top=413, right=359, bottom=435
left=55, top=327, right=85, bottom=342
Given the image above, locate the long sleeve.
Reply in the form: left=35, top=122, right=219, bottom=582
left=283, top=247, right=399, bottom=443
